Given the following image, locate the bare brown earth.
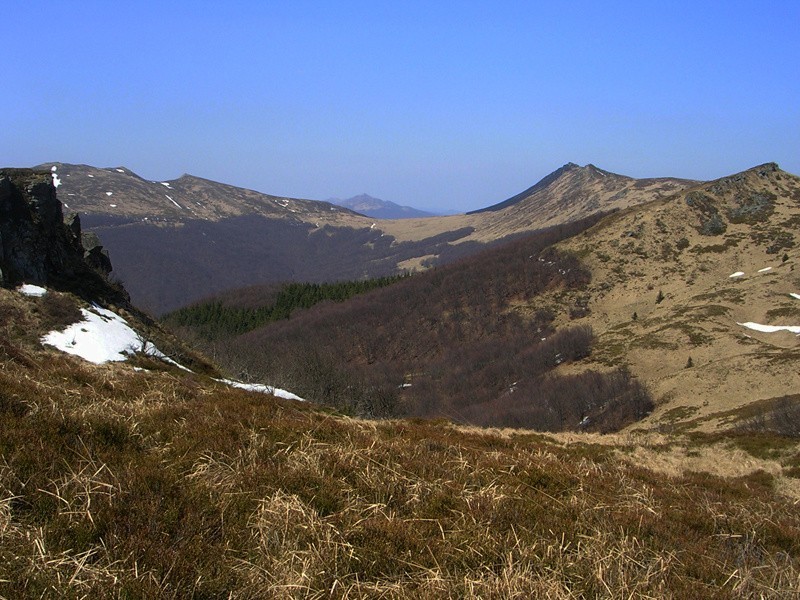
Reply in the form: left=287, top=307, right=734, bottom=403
left=523, top=163, right=800, bottom=432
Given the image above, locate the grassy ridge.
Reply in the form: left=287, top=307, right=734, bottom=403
left=1, top=289, right=799, bottom=597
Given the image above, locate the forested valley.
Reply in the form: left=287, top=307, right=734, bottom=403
left=165, top=213, right=653, bottom=432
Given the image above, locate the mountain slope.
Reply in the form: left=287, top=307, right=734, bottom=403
left=169, top=161, right=800, bottom=435
left=331, top=194, right=437, bottom=219
left=371, top=163, right=697, bottom=254
left=464, top=162, right=697, bottom=232
left=167, top=213, right=657, bottom=432
left=4, top=283, right=800, bottom=596
left=532, top=162, right=800, bottom=430
left=38, top=162, right=367, bottom=225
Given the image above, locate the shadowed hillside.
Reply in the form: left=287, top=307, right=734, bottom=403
left=35, top=161, right=695, bottom=314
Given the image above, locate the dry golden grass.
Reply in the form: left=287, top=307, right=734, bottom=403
left=518, top=165, right=800, bottom=434
left=2, top=288, right=800, bottom=598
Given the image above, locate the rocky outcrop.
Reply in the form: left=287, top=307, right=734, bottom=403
left=0, top=168, right=127, bottom=304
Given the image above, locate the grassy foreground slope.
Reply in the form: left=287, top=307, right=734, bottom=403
left=2, top=287, right=800, bottom=598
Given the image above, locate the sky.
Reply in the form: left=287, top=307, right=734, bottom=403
left=4, top=1, right=799, bottom=213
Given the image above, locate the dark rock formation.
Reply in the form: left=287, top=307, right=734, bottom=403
left=80, top=229, right=114, bottom=275
left=0, top=168, right=128, bottom=304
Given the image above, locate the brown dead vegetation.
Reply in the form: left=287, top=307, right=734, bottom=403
left=1, top=288, right=799, bottom=598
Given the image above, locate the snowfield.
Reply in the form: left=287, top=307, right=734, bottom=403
left=35, top=292, right=304, bottom=399
left=214, top=379, right=305, bottom=402
left=737, top=322, right=800, bottom=335
left=19, top=284, right=47, bottom=297
left=42, top=305, right=168, bottom=364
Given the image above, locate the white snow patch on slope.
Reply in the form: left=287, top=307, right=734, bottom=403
left=42, top=305, right=189, bottom=366
left=738, top=322, right=800, bottom=335
left=791, top=293, right=800, bottom=300
left=729, top=271, right=745, bottom=278
left=758, top=267, right=772, bottom=273
left=106, top=191, right=113, bottom=196
left=19, top=284, right=47, bottom=297
left=115, top=169, right=125, bottom=173
left=160, top=182, right=172, bottom=188
left=215, top=378, right=305, bottom=402
left=41, top=303, right=299, bottom=393
left=50, top=165, right=62, bottom=188
left=165, top=195, right=182, bottom=209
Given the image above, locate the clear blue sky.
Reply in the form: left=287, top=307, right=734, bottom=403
left=4, top=1, right=798, bottom=212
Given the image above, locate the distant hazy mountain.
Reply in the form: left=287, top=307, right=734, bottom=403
left=330, top=194, right=437, bottom=219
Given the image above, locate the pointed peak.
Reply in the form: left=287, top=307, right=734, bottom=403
left=468, top=162, right=591, bottom=214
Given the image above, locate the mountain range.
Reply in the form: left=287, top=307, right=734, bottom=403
left=34, top=161, right=697, bottom=313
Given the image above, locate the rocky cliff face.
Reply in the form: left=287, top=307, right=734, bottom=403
left=0, top=168, right=127, bottom=304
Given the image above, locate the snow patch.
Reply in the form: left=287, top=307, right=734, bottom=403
left=105, top=191, right=113, bottom=196
left=109, top=204, right=117, bottom=208
left=165, top=195, right=182, bottom=209
left=50, top=165, right=62, bottom=188
left=19, top=284, right=47, bottom=297
left=115, top=169, right=125, bottom=173
left=87, top=174, right=94, bottom=178
left=42, top=305, right=190, bottom=366
left=160, top=182, right=172, bottom=188
left=215, top=378, right=305, bottom=402
left=791, top=293, right=800, bottom=300
left=729, top=271, right=745, bottom=278
left=738, top=322, right=800, bottom=335
left=758, top=267, right=772, bottom=273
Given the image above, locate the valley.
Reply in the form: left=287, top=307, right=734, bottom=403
left=155, top=161, right=800, bottom=437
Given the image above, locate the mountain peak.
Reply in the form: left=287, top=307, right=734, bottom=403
left=468, top=162, right=622, bottom=214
